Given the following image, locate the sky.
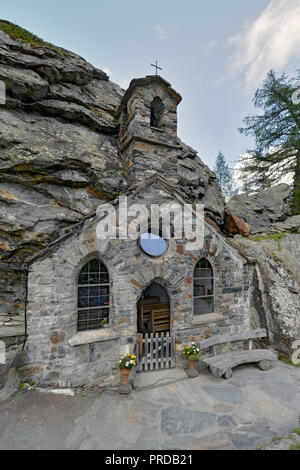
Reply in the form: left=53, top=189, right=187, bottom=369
left=1, top=0, right=300, bottom=171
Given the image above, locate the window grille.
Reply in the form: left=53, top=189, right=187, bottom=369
left=193, top=258, right=214, bottom=315
left=77, top=259, right=109, bottom=331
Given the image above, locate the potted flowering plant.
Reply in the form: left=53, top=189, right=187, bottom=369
left=117, top=354, right=136, bottom=393
left=182, top=343, right=200, bottom=378
left=99, top=319, right=108, bottom=328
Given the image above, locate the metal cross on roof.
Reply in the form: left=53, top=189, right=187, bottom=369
left=151, top=60, right=162, bottom=75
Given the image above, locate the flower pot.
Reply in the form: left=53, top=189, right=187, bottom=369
left=187, top=358, right=199, bottom=378
left=118, top=368, right=132, bottom=395
left=120, top=368, right=131, bottom=387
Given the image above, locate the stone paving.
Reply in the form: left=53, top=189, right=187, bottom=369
left=0, top=362, right=299, bottom=450
left=262, top=432, right=300, bottom=450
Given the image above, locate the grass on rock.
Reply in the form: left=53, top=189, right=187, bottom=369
left=0, top=20, right=61, bottom=52
left=280, top=357, right=300, bottom=368
left=249, top=232, right=287, bottom=243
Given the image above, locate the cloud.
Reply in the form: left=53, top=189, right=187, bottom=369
left=154, top=24, right=167, bottom=40
left=226, top=0, right=300, bottom=89
left=204, top=40, right=216, bottom=57
left=233, top=152, right=294, bottom=191
left=232, top=154, right=254, bottom=190
left=103, top=67, right=112, bottom=76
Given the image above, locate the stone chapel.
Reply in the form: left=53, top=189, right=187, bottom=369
left=20, top=75, right=255, bottom=388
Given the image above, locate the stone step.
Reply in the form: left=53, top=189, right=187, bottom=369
left=132, top=367, right=187, bottom=390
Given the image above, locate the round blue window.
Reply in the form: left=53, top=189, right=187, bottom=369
left=139, top=232, right=167, bottom=257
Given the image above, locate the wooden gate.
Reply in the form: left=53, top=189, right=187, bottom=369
left=137, top=332, right=175, bottom=372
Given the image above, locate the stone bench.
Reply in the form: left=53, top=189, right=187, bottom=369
left=199, top=329, right=278, bottom=379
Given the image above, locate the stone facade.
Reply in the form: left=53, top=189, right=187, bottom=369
left=24, top=179, right=252, bottom=388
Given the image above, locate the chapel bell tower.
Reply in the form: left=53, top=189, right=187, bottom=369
left=116, top=75, right=182, bottom=181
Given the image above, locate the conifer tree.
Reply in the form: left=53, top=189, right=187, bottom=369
left=239, top=70, right=300, bottom=214
left=213, top=151, right=236, bottom=200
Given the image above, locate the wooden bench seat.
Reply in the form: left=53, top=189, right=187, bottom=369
left=199, top=329, right=278, bottom=379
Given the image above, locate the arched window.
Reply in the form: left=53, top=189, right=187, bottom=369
left=150, top=96, right=164, bottom=128
left=194, top=259, right=214, bottom=315
left=77, top=259, right=109, bottom=331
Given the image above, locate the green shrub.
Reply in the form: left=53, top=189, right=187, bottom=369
left=19, top=379, right=36, bottom=391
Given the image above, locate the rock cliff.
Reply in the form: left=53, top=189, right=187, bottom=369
left=226, top=184, right=293, bottom=231
left=230, top=234, right=300, bottom=355
left=0, top=21, right=127, bottom=345
left=227, top=185, right=300, bottom=356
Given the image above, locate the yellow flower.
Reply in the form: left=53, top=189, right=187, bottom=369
left=131, top=355, right=136, bottom=359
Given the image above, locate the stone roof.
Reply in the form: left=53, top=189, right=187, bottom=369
left=116, top=75, right=182, bottom=116
left=24, top=174, right=226, bottom=266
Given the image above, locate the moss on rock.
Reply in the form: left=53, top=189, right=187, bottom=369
left=249, top=232, right=287, bottom=243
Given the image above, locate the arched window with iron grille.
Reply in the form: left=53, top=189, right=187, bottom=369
left=77, top=259, right=109, bottom=331
left=193, top=258, right=214, bottom=315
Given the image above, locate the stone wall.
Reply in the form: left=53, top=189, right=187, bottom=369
left=0, top=266, right=25, bottom=338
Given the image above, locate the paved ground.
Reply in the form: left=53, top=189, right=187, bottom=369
left=262, top=432, right=300, bottom=450
left=0, top=362, right=299, bottom=450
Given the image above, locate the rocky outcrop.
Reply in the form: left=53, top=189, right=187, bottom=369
left=269, top=215, right=300, bottom=233
left=230, top=234, right=300, bottom=356
left=177, top=144, right=225, bottom=224
left=223, top=209, right=251, bottom=237
left=227, top=184, right=300, bottom=356
left=0, top=24, right=128, bottom=350
left=226, top=184, right=292, bottom=231
left=0, top=25, right=128, bottom=263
